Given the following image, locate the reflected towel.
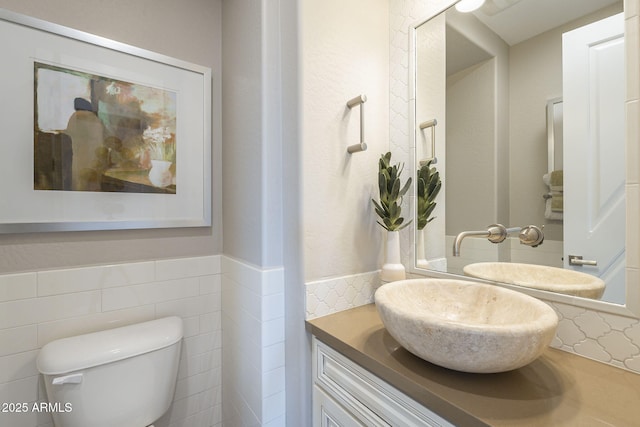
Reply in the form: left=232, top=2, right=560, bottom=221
left=550, top=170, right=563, bottom=191
left=550, top=192, right=563, bottom=212
left=545, top=198, right=563, bottom=220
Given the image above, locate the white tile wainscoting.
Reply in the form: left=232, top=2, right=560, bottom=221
left=0, top=255, right=222, bottom=427
left=221, top=256, right=286, bottom=427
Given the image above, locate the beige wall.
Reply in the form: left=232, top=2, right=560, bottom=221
left=0, top=0, right=222, bottom=273
left=441, top=9, right=510, bottom=257
left=446, top=59, right=497, bottom=231
left=221, top=0, right=268, bottom=267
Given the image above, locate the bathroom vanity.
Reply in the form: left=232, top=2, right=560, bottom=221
left=306, top=304, right=640, bottom=426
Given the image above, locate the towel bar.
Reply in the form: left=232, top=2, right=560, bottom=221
left=419, top=118, right=437, bottom=163
left=346, top=94, right=367, bottom=154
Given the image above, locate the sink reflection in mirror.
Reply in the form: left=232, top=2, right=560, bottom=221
left=463, top=262, right=605, bottom=299
left=412, top=0, right=625, bottom=304
left=375, top=279, right=559, bottom=373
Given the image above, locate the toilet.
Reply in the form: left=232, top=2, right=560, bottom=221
left=36, top=316, right=183, bottom=427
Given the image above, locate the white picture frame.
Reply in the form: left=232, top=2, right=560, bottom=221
left=0, top=8, right=212, bottom=232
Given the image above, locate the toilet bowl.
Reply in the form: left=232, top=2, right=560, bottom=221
left=37, top=316, right=183, bottom=427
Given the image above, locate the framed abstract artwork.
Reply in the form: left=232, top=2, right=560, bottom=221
left=0, top=8, right=212, bottom=232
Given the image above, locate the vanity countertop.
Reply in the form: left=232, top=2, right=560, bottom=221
left=306, top=303, right=640, bottom=427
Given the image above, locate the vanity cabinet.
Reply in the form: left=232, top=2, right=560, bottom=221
left=312, top=337, right=454, bottom=427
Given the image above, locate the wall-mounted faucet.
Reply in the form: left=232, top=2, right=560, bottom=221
left=453, top=224, right=544, bottom=257
left=453, top=224, right=511, bottom=257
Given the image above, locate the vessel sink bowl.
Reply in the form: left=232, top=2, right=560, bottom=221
left=463, top=262, right=605, bottom=299
left=374, top=279, right=558, bottom=373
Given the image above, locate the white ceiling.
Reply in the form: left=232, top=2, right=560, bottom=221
left=472, top=0, right=622, bottom=46
left=444, top=0, right=623, bottom=75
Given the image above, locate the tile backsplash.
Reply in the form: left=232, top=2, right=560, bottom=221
left=306, top=270, right=640, bottom=374
left=0, top=255, right=222, bottom=427
left=306, top=271, right=381, bottom=319
left=551, top=300, right=640, bottom=372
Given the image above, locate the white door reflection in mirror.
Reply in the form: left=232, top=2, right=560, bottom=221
left=563, top=13, right=626, bottom=304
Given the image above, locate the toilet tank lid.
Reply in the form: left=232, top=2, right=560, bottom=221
left=36, top=316, right=183, bottom=375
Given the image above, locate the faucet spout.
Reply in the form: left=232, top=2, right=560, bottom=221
left=453, top=224, right=508, bottom=257
left=453, top=230, right=489, bottom=257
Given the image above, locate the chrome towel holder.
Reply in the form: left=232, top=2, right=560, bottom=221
left=346, top=94, right=367, bottom=154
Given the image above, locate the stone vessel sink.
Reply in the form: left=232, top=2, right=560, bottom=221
left=374, top=279, right=558, bottom=373
left=463, top=262, right=605, bottom=299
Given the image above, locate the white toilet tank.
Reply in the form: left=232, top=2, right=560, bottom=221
left=37, top=316, right=183, bottom=427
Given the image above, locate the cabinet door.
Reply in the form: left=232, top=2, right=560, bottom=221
left=313, top=385, right=368, bottom=427
left=313, top=338, right=455, bottom=427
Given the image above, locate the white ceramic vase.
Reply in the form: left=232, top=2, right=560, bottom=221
left=148, top=160, right=173, bottom=188
left=416, top=228, right=430, bottom=269
left=381, top=230, right=406, bottom=282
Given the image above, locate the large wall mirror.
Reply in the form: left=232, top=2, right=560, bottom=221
left=411, top=0, right=631, bottom=308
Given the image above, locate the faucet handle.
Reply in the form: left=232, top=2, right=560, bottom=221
left=486, top=224, right=508, bottom=243
left=519, top=225, right=544, bottom=247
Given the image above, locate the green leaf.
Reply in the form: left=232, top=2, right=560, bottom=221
left=397, top=219, right=412, bottom=231
left=376, top=221, right=391, bottom=231
left=416, top=162, right=441, bottom=230
left=429, top=181, right=442, bottom=203
left=378, top=172, right=388, bottom=200
left=417, top=177, right=425, bottom=198
left=371, top=199, right=386, bottom=219
left=399, top=176, right=412, bottom=197
left=373, top=152, right=412, bottom=231
left=424, top=202, right=436, bottom=219
left=390, top=178, right=400, bottom=201
left=427, top=171, right=440, bottom=191
left=389, top=202, right=399, bottom=221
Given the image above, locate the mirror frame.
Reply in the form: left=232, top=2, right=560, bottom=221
left=407, top=0, right=640, bottom=318
left=546, top=97, right=563, bottom=173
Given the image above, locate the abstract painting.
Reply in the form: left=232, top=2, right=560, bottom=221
left=34, top=62, right=177, bottom=194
